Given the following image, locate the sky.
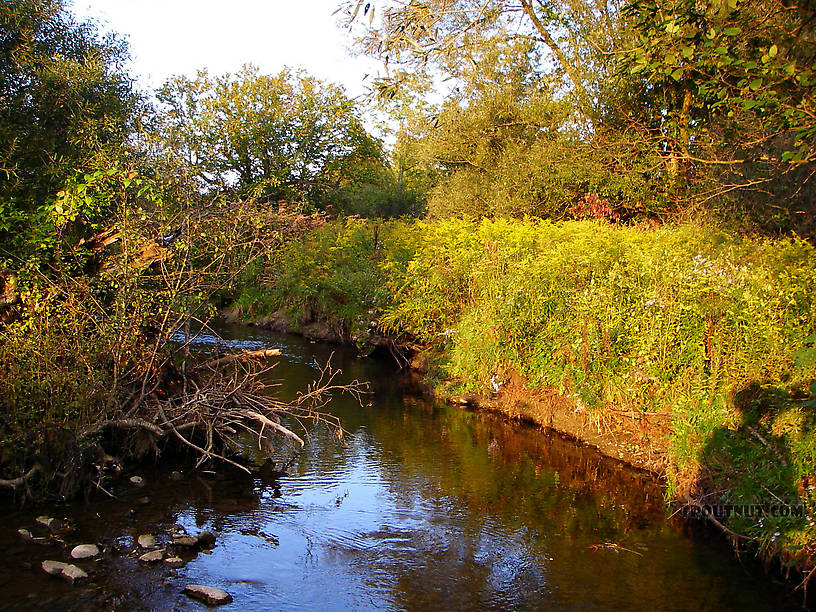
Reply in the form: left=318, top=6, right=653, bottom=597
left=69, top=0, right=382, bottom=100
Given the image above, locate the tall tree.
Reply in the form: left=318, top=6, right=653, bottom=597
left=340, top=0, right=631, bottom=126
left=154, top=66, right=385, bottom=207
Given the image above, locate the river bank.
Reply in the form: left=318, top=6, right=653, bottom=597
left=221, top=307, right=670, bottom=476
left=225, top=216, right=816, bottom=587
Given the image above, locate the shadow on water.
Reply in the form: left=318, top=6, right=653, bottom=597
left=0, top=323, right=804, bottom=610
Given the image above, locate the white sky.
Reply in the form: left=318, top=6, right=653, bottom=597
left=69, top=0, right=383, bottom=100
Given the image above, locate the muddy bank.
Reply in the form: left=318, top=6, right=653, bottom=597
left=223, top=308, right=670, bottom=477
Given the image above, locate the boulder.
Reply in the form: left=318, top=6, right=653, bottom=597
left=60, top=564, right=88, bottom=584
left=173, top=535, right=198, bottom=547
left=164, top=556, right=185, bottom=568
left=196, top=531, right=216, bottom=549
left=41, top=560, right=67, bottom=575
left=183, top=585, right=233, bottom=605
left=35, top=516, right=57, bottom=529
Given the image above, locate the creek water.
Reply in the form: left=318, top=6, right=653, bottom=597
left=0, top=322, right=800, bottom=610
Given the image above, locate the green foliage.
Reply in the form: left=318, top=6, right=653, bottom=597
left=242, top=218, right=419, bottom=344
left=154, top=65, right=387, bottom=209
left=0, top=0, right=137, bottom=255
left=620, top=0, right=816, bottom=231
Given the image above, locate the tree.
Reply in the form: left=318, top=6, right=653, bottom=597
left=0, top=0, right=137, bottom=253
left=340, top=0, right=632, bottom=127
left=621, top=0, right=816, bottom=231
left=154, top=66, right=387, bottom=208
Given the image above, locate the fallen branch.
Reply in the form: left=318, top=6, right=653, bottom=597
left=0, top=464, right=41, bottom=488
left=243, top=409, right=305, bottom=447
left=191, top=348, right=281, bottom=373
left=80, top=418, right=164, bottom=441
left=684, top=498, right=758, bottom=543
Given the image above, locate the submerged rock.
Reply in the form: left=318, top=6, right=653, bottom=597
left=183, top=584, right=232, bottom=605
left=138, top=549, right=164, bottom=563
left=129, top=475, right=145, bottom=487
left=169, top=470, right=183, bottom=481
left=70, top=544, right=100, bottom=560
left=137, top=534, right=156, bottom=549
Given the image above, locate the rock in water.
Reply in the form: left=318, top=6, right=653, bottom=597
left=59, top=564, right=88, bottom=584
left=35, top=516, right=56, bottom=529
left=183, top=585, right=232, bottom=605
left=70, top=544, right=100, bottom=560
left=138, top=549, right=164, bottom=563
left=164, top=556, right=185, bottom=568
left=137, top=534, right=156, bottom=549
left=129, top=475, right=145, bottom=487
left=41, top=560, right=67, bottom=575
left=196, top=531, right=216, bottom=549
left=173, top=535, right=198, bottom=547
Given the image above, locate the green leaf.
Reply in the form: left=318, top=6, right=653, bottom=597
left=681, top=45, right=694, bottom=60
left=724, top=27, right=742, bottom=36
left=769, top=44, right=778, bottom=58
left=671, top=68, right=685, bottom=81
left=749, top=78, right=763, bottom=91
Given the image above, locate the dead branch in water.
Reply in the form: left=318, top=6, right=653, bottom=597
left=191, top=348, right=281, bottom=373
left=102, top=349, right=365, bottom=474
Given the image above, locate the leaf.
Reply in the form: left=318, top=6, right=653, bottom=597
left=749, top=78, right=763, bottom=91
left=769, top=44, right=778, bottom=58
left=671, top=68, right=685, bottom=81
left=681, top=45, right=694, bottom=60
left=724, top=27, right=742, bottom=36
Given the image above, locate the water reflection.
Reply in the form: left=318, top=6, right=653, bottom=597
left=0, top=323, right=797, bottom=610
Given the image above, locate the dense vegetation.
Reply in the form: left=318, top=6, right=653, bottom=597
left=0, top=0, right=815, bottom=589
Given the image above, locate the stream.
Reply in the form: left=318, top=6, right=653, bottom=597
left=0, top=322, right=800, bottom=610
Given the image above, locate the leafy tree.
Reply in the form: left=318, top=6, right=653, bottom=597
left=153, top=66, right=388, bottom=209
left=340, top=0, right=631, bottom=126
left=0, top=0, right=137, bottom=253
left=620, top=0, right=816, bottom=232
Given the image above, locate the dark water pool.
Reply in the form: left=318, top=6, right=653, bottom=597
left=0, top=323, right=800, bottom=610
